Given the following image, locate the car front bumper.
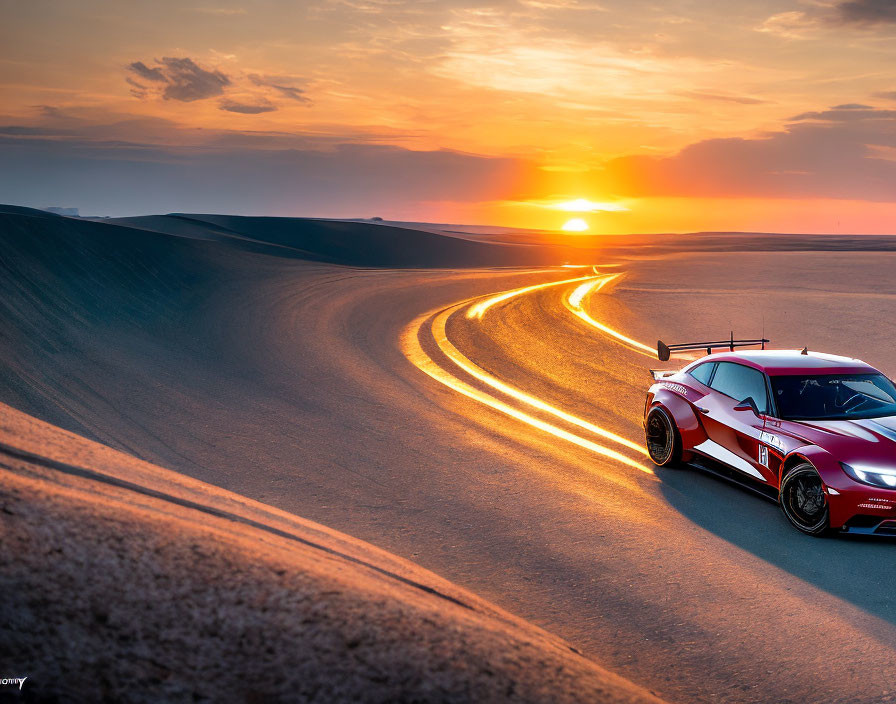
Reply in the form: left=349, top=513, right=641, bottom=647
left=827, top=482, right=896, bottom=532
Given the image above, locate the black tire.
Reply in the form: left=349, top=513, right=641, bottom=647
left=645, top=406, right=682, bottom=467
left=779, top=462, right=831, bottom=536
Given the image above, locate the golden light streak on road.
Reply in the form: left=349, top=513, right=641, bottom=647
left=466, top=273, right=599, bottom=320
left=430, top=307, right=648, bottom=457
left=564, top=277, right=659, bottom=358
left=401, top=310, right=653, bottom=474
left=567, top=274, right=618, bottom=307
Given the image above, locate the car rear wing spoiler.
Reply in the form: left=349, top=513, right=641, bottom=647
left=657, top=334, right=769, bottom=362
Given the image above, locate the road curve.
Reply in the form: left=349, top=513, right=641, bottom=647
left=4, top=210, right=896, bottom=703
left=395, top=265, right=896, bottom=704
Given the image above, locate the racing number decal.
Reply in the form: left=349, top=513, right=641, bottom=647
left=759, top=431, right=784, bottom=452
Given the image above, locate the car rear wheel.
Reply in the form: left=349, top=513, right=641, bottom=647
left=779, top=462, right=830, bottom=536
left=645, top=406, right=681, bottom=467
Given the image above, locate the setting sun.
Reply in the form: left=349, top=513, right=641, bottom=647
left=561, top=218, right=589, bottom=232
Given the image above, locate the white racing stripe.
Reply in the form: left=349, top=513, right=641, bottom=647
left=693, top=439, right=765, bottom=481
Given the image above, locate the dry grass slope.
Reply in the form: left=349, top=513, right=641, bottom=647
left=0, top=404, right=664, bottom=703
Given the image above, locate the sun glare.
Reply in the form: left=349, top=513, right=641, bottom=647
left=556, top=199, right=628, bottom=213
left=561, top=218, right=589, bottom=232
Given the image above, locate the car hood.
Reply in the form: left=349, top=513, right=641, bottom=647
left=782, top=415, right=896, bottom=464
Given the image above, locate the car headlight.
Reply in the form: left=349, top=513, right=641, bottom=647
left=841, top=462, right=896, bottom=489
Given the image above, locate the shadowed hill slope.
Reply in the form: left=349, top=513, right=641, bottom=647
left=104, top=211, right=579, bottom=267
left=0, top=206, right=577, bottom=446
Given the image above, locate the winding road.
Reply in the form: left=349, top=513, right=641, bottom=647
left=5, top=211, right=896, bottom=703
left=395, top=263, right=896, bottom=704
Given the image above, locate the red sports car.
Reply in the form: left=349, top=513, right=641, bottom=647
left=644, top=338, right=896, bottom=535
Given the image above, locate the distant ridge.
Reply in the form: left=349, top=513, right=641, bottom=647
left=0, top=203, right=64, bottom=218
left=99, top=212, right=570, bottom=268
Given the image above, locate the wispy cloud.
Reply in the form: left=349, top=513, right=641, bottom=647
left=434, top=12, right=719, bottom=100
left=517, top=0, right=608, bottom=10
left=125, top=57, right=313, bottom=114
left=190, top=6, right=247, bottom=15
left=126, top=57, right=230, bottom=102
left=678, top=90, right=769, bottom=105
left=128, top=61, right=167, bottom=83
left=755, top=11, right=821, bottom=39
left=219, top=98, right=277, bottom=114
left=248, top=74, right=311, bottom=103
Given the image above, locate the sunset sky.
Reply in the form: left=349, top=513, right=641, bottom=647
left=2, top=0, right=896, bottom=232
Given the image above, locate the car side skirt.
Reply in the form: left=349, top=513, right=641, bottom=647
left=688, top=453, right=779, bottom=503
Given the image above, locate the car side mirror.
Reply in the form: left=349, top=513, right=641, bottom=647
left=734, top=397, right=761, bottom=416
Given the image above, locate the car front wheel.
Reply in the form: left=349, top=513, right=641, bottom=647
left=779, top=462, right=830, bottom=536
left=645, top=406, right=681, bottom=467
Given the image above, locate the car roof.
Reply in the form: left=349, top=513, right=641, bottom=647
left=687, top=349, right=878, bottom=375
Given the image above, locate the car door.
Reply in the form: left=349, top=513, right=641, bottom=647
left=695, top=361, right=775, bottom=484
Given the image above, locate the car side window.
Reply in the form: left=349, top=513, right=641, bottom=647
left=688, top=362, right=715, bottom=386
left=709, top=362, right=769, bottom=414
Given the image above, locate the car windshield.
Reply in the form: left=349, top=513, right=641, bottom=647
left=770, top=373, right=896, bottom=420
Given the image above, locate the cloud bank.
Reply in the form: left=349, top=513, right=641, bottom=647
left=836, top=0, right=896, bottom=25
left=758, top=1, right=896, bottom=38
left=0, top=115, right=526, bottom=217
left=3, top=99, right=895, bottom=221
left=604, top=105, right=896, bottom=201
